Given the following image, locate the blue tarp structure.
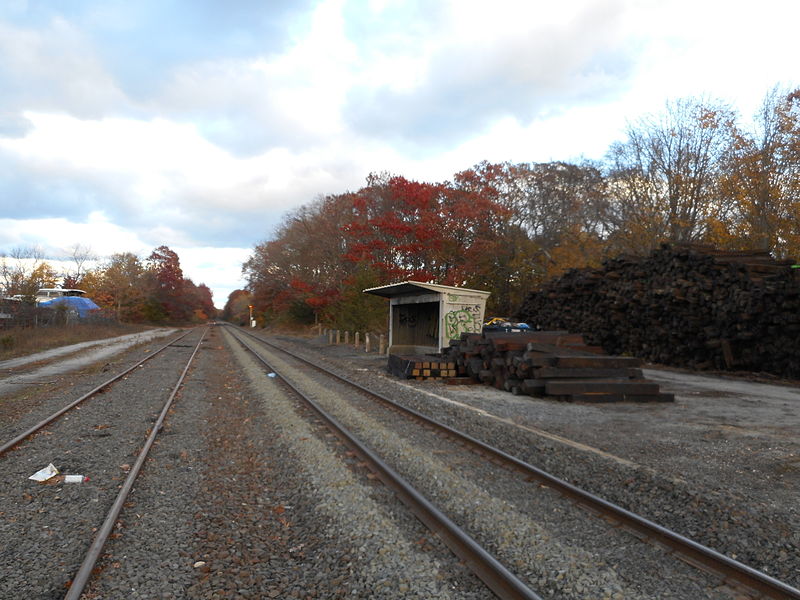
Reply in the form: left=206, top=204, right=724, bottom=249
left=39, top=296, right=101, bottom=318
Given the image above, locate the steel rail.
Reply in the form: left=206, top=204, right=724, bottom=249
left=64, top=326, right=208, bottom=600
left=226, top=326, right=542, bottom=600
left=231, top=324, right=800, bottom=600
left=0, top=329, right=194, bottom=457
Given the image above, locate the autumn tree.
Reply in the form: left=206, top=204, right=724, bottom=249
left=183, top=280, right=216, bottom=321
left=341, top=174, right=447, bottom=282
left=92, top=252, right=147, bottom=321
left=86, top=247, right=215, bottom=324
left=322, top=264, right=388, bottom=332
left=241, top=84, right=799, bottom=327
left=452, top=161, right=610, bottom=312
left=145, top=245, right=194, bottom=322
left=61, top=244, right=96, bottom=288
left=223, top=289, right=254, bottom=325
left=244, top=173, right=512, bottom=327
left=28, top=263, right=59, bottom=293
left=449, top=164, right=528, bottom=313
left=0, top=246, right=47, bottom=298
left=606, top=98, right=736, bottom=253
left=341, top=173, right=512, bottom=283
left=243, top=194, right=354, bottom=326
left=714, top=86, right=800, bottom=257
left=197, top=284, right=216, bottom=320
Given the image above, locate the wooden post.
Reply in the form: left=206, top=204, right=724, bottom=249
left=344, top=330, right=349, bottom=344
left=355, top=331, right=360, bottom=349
left=379, top=333, right=385, bottom=355
left=336, top=330, right=340, bottom=344
left=327, top=329, right=332, bottom=344
left=365, top=333, right=371, bottom=353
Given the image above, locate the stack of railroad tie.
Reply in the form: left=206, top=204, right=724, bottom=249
left=518, top=243, right=800, bottom=376
left=445, top=331, right=674, bottom=402
left=387, top=354, right=458, bottom=380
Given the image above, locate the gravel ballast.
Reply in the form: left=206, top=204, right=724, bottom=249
left=243, top=331, right=736, bottom=600
left=1, top=326, right=490, bottom=599
left=221, top=326, right=487, bottom=599
left=2, top=323, right=797, bottom=598
left=268, top=331, right=800, bottom=590
left=0, top=328, right=208, bottom=599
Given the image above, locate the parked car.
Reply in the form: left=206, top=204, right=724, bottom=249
left=482, top=317, right=531, bottom=333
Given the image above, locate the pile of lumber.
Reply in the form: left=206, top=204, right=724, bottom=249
left=518, top=243, right=800, bottom=378
left=388, top=354, right=457, bottom=380
left=444, top=331, right=674, bottom=402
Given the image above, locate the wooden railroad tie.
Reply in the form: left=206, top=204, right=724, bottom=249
left=387, top=354, right=458, bottom=380
left=443, top=330, right=673, bottom=403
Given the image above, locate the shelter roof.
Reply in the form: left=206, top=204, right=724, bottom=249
left=362, top=280, right=490, bottom=299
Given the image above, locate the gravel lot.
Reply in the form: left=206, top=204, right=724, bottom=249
left=0, top=329, right=176, bottom=398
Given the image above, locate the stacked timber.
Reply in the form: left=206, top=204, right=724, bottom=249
left=517, top=243, right=800, bottom=378
left=444, top=331, right=674, bottom=402
left=388, top=354, right=458, bottom=380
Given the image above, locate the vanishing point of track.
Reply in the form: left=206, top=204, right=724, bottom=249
left=226, top=323, right=800, bottom=600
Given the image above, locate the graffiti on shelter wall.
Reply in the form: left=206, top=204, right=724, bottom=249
left=444, top=304, right=482, bottom=339
left=398, top=306, right=418, bottom=328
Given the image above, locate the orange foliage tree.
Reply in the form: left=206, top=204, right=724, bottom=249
left=242, top=85, right=800, bottom=325
left=713, top=86, right=800, bottom=257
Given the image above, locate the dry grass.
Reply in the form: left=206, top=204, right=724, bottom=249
left=0, top=322, right=153, bottom=361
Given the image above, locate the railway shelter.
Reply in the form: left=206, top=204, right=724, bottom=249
left=363, top=281, right=490, bottom=355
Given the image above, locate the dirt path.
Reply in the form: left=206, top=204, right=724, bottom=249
left=0, top=328, right=176, bottom=397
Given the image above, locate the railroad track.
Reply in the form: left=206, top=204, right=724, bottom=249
left=225, top=324, right=800, bottom=600
left=0, top=327, right=208, bottom=599
left=0, top=329, right=194, bottom=456
left=225, top=325, right=540, bottom=600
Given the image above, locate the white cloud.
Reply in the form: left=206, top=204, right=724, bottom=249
left=2, top=0, right=799, bottom=306
left=0, top=112, right=304, bottom=235
left=615, top=0, right=800, bottom=119
left=2, top=112, right=226, bottom=185
left=0, top=214, right=147, bottom=257
left=175, top=246, right=253, bottom=307
left=0, top=17, right=129, bottom=118
left=341, top=0, right=638, bottom=145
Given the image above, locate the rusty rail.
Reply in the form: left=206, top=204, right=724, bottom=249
left=64, top=327, right=208, bottom=600
left=226, top=326, right=542, bottom=600
left=230, top=324, right=800, bottom=600
left=0, top=329, right=194, bottom=457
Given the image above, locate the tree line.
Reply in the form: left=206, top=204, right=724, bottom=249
left=1, top=245, right=215, bottom=324
left=237, top=86, right=800, bottom=330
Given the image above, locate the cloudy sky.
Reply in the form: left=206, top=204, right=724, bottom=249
left=1, top=0, right=797, bottom=307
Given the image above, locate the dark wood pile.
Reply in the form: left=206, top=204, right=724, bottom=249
left=388, top=354, right=458, bottom=380
left=443, top=331, right=674, bottom=402
left=517, top=243, right=800, bottom=377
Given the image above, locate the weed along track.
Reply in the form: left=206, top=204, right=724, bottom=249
left=225, top=324, right=800, bottom=600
